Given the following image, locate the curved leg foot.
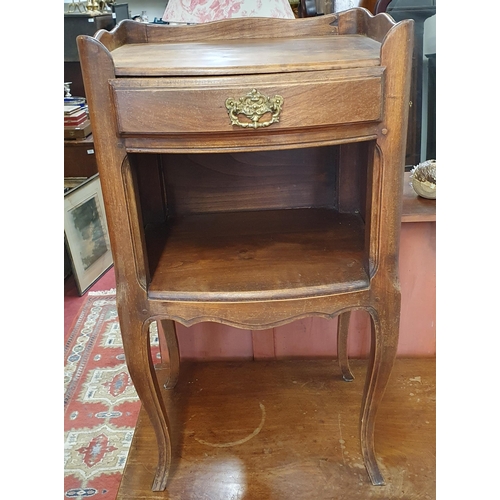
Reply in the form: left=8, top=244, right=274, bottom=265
left=337, top=311, right=354, bottom=381
left=159, top=319, right=180, bottom=390
left=361, top=297, right=400, bottom=486
left=119, top=310, right=172, bottom=491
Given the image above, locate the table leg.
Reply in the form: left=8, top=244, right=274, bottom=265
left=159, top=319, right=180, bottom=389
left=337, top=311, right=354, bottom=381
left=361, top=296, right=400, bottom=486
left=119, top=311, right=172, bottom=491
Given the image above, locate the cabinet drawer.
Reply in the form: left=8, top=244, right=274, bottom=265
left=110, top=69, right=384, bottom=136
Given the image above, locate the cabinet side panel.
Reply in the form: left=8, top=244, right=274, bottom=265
left=131, top=154, right=168, bottom=227
left=338, top=141, right=370, bottom=217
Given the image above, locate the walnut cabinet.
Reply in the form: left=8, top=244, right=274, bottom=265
left=78, top=9, right=413, bottom=491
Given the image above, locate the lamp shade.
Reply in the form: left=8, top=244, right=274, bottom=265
left=162, top=0, right=295, bottom=23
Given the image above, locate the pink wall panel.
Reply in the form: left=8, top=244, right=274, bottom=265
left=344, top=310, right=372, bottom=358
left=272, top=310, right=371, bottom=359
left=251, top=329, right=276, bottom=359
left=398, top=222, right=436, bottom=356
left=176, top=322, right=254, bottom=360
left=274, top=317, right=337, bottom=358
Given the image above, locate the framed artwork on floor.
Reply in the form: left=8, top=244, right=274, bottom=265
left=64, top=173, right=113, bottom=295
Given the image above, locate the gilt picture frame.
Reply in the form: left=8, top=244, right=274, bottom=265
left=64, top=174, right=113, bottom=295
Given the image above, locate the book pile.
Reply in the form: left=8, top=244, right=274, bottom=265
left=64, top=103, right=92, bottom=139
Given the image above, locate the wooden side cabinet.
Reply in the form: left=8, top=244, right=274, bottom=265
left=64, top=135, right=98, bottom=178
left=78, top=9, right=413, bottom=491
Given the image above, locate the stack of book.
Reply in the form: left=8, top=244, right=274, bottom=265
left=64, top=103, right=92, bottom=139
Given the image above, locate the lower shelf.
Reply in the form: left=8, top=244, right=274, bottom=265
left=147, top=208, right=369, bottom=301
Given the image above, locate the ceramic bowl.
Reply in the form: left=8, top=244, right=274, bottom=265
left=410, top=160, right=436, bottom=199
left=411, top=178, right=436, bottom=199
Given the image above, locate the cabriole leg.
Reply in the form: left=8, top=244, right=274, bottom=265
left=159, top=319, right=180, bottom=390
left=361, top=296, right=400, bottom=486
left=119, top=310, right=172, bottom=491
left=337, top=311, right=354, bottom=381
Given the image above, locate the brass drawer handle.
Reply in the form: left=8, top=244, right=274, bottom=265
left=225, top=89, right=284, bottom=129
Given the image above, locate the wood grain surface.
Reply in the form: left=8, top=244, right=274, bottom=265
left=147, top=209, right=369, bottom=301
left=110, top=34, right=381, bottom=76
left=117, top=358, right=436, bottom=499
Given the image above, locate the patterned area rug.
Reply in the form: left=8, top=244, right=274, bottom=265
left=64, top=289, right=159, bottom=499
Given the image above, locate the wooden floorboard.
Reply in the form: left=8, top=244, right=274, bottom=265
left=117, top=358, right=435, bottom=500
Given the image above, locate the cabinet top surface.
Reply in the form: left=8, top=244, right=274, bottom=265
left=111, top=34, right=381, bottom=77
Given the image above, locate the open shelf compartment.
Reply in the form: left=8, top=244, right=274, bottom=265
left=147, top=207, right=369, bottom=302
left=133, top=143, right=372, bottom=303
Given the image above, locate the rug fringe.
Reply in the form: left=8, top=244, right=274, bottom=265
left=88, top=288, right=116, bottom=296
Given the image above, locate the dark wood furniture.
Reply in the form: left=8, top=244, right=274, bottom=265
left=298, top=0, right=318, bottom=17
left=64, top=135, right=98, bottom=178
left=64, top=13, right=115, bottom=98
left=78, top=9, right=413, bottom=491
left=359, top=0, right=378, bottom=13
left=373, top=0, right=436, bottom=166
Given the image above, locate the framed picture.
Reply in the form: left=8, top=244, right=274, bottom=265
left=64, top=174, right=113, bottom=295
left=64, top=177, right=88, bottom=193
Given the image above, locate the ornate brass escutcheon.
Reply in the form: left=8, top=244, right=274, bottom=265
left=225, top=89, right=284, bottom=129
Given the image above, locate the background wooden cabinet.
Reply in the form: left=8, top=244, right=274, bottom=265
left=64, top=136, right=98, bottom=178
